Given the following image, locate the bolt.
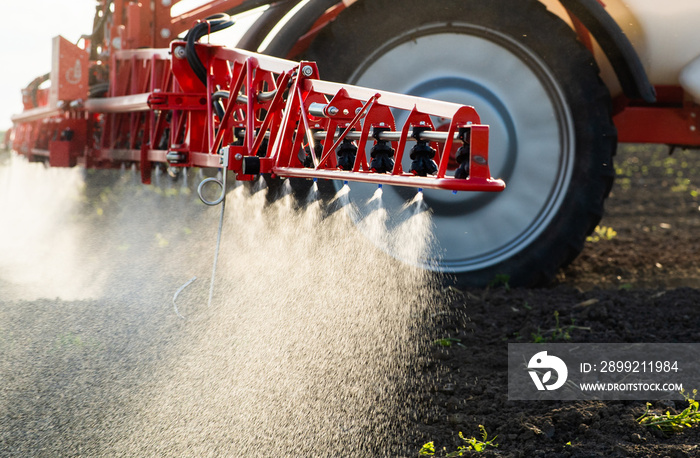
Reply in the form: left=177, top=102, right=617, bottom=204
left=327, top=106, right=339, bottom=116
left=161, top=0, right=172, bottom=6
left=356, top=108, right=362, bottom=115
left=301, top=65, right=313, bottom=77
left=160, top=28, right=171, bottom=39
left=112, top=37, right=122, bottom=50
left=474, top=155, right=487, bottom=165
left=691, top=125, right=697, bottom=132
left=235, top=153, right=243, bottom=161
left=174, top=46, right=186, bottom=59
left=343, top=109, right=349, bottom=115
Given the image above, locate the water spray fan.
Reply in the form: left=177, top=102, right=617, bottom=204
left=9, top=14, right=505, bottom=195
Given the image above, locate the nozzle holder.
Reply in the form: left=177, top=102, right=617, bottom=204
left=369, top=126, right=395, bottom=173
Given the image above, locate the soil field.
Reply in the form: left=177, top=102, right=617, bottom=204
left=417, top=144, right=700, bottom=457
left=1, top=143, right=700, bottom=457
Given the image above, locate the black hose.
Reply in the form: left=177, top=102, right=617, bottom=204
left=184, top=14, right=235, bottom=86
left=224, top=0, right=289, bottom=17
left=84, top=0, right=113, bottom=60
left=26, top=73, right=50, bottom=108
left=88, top=82, right=110, bottom=98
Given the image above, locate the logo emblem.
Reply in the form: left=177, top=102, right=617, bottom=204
left=65, top=59, right=82, bottom=85
left=527, top=351, right=568, bottom=391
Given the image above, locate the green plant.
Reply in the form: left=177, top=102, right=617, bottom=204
left=419, top=442, right=436, bottom=455
left=434, top=337, right=464, bottom=348
left=532, top=311, right=590, bottom=343
left=638, top=390, right=700, bottom=433
left=419, top=425, right=498, bottom=456
left=586, top=225, right=617, bottom=242
left=488, top=274, right=511, bottom=291
left=51, top=332, right=101, bottom=353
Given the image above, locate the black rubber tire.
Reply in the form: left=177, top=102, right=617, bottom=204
left=302, top=0, right=616, bottom=287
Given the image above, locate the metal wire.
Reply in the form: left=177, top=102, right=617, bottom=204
left=173, top=276, right=197, bottom=319
left=173, top=148, right=229, bottom=317
left=207, top=189, right=226, bottom=307
left=197, top=147, right=231, bottom=307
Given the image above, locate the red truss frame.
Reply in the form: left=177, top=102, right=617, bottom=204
left=10, top=37, right=505, bottom=193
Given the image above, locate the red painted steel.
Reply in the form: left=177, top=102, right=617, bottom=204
left=614, top=87, right=700, bottom=145
left=10, top=10, right=504, bottom=193
left=10, top=0, right=700, bottom=191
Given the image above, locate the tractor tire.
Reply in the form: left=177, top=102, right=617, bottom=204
left=302, top=0, right=616, bottom=287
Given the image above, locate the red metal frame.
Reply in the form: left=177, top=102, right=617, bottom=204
left=9, top=7, right=505, bottom=193
left=613, top=86, right=700, bottom=145
left=16, top=0, right=697, bottom=199
left=104, top=0, right=251, bottom=51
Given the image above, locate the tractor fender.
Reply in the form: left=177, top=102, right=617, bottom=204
left=559, top=0, right=656, bottom=103
left=254, top=0, right=340, bottom=57
left=243, top=0, right=655, bottom=103
left=235, top=1, right=299, bottom=52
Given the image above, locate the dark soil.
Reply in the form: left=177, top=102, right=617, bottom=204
left=416, top=144, right=700, bottom=457
left=2, top=144, right=700, bottom=457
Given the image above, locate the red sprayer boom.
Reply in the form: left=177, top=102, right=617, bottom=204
left=9, top=3, right=504, bottom=194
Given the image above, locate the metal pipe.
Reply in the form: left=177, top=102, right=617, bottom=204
left=234, top=90, right=278, bottom=105
left=85, top=93, right=151, bottom=113
left=234, top=128, right=464, bottom=143
left=308, top=102, right=327, bottom=118
left=311, top=129, right=462, bottom=143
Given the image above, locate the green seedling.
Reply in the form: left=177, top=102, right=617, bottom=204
left=488, top=274, right=511, bottom=291
left=532, top=311, right=590, bottom=343
left=434, top=337, right=464, bottom=348
left=638, top=390, right=700, bottom=433
left=419, top=442, right=436, bottom=455
left=420, top=425, right=498, bottom=456
left=586, top=225, right=617, bottom=242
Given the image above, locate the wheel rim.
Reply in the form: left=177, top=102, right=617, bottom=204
left=342, top=23, right=576, bottom=273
